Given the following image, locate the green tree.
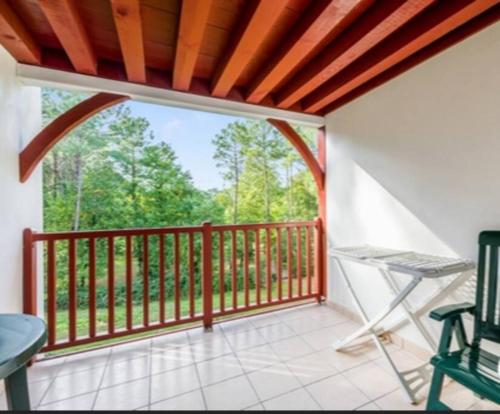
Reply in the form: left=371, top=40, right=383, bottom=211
left=212, top=121, right=247, bottom=223
left=212, top=119, right=318, bottom=223
left=42, top=89, right=122, bottom=231
left=107, top=107, right=151, bottom=228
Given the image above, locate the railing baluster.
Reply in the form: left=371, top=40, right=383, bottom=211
left=47, top=240, right=57, bottom=345
left=202, top=222, right=213, bottom=329
left=88, top=238, right=96, bottom=338
left=314, top=217, right=323, bottom=300
left=306, top=226, right=312, bottom=295
left=107, top=237, right=115, bottom=334
left=159, top=234, right=165, bottom=323
left=219, top=231, right=225, bottom=313
left=287, top=228, right=293, bottom=299
left=174, top=232, right=181, bottom=321
left=255, top=229, right=261, bottom=305
left=69, top=238, right=77, bottom=341
left=244, top=230, right=250, bottom=307
left=143, top=235, right=149, bottom=326
left=297, top=227, right=302, bottom=297
left=22, top=228, right=37, bottom=317
left=126, top=236, right=133, bottom=330
left=266, top=228, right=272, bottom=303
left=231, top=230, right=237, bottom=310
left=277, top=228, right=282, bottom=301
left=189, top=232, right=195, bottom=318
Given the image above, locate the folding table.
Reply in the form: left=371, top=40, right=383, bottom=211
left=330, top=246, right=475, bottom=403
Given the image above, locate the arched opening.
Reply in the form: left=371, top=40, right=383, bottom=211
left=21, top=89, right=326, bottom=352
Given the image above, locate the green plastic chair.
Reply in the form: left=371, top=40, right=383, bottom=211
left=0, top=314, right=47, bottom=410
left=427, top=231, right=500, bottom=410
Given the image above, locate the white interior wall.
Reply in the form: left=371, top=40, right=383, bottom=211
left=325, top=22, right=500, bottom=349
left=0, top=47, right=42, bottom=313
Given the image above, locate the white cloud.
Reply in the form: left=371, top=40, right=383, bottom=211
left=162, top=119, right=182, bottom=137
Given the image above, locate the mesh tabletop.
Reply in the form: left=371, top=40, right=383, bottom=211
left=331, top=245, right=408, bottom=260
left=373, top=252, right=475, bottom=277
left=330, top=245, right=475, bottom=278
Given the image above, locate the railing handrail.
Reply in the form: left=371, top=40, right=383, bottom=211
left=31, top=220, right=317, bottom=241
left=212, top=221, right=315, bottom=232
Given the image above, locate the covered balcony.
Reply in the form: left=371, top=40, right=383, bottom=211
left=0, top=0, right=499, bottom=411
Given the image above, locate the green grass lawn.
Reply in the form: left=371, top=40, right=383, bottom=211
left=48, top=278, right=317, bottom=356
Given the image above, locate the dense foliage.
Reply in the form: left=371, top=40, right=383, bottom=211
left=42, top=89, right=317, bottom=312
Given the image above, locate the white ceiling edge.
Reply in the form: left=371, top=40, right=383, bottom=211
left=16, top=64, right=325, bottom=128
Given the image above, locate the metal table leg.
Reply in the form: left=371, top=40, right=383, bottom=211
left=333, top=259, right=422, bottom=351
left=384, top=270, right=474, bottom=334
left=380, top=269, right=437, bottom=351
left=333, top=258, right=420, bottom=403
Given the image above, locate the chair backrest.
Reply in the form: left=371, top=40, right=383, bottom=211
left=474, top=231, right=500, bottom=345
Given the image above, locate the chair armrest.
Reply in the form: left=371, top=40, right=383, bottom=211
left=429, top=303, right=475, bottom=321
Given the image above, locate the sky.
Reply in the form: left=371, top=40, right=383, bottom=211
left=126, top=101, right=244, bottom=191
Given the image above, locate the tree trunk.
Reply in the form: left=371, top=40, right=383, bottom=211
left=233, top=179, right=239, bottom=224
left=73, top=142, right=84, bottom=231
left=232, top=144, right=240, bottom=224
left=52, top=151, right=60, bottom=200
left=262, top=149, right=271, bottom=221
left=286, top=163, right=293, bottom=220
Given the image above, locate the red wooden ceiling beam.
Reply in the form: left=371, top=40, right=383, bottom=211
left=20, top=93, right=129, bottom=183
left=321, top=4, right=500, bottom=114
left=38, top=0, right=97, bottom=75
left=211, top=0, right=290, bottom=98
left=267, top=119, right=324, bottom=193
left=110, top=0, right=146, bottom=83
left=303, top=0, right=499, bottom=113
left=246, top=0, right=373, bottom=104
left=276, top=0, right=435, bottom=109
left=173, top=0, right=213, bottom=91
left=0, top=1, right=41, bottom=64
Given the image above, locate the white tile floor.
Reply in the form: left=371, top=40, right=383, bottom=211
left=0, top=304, right=498, bottom=411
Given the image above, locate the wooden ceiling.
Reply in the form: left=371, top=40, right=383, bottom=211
left=0, top=0, right=498, bottom=115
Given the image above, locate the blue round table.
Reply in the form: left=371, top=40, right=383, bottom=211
left=0, top=314, right=47, bottom=410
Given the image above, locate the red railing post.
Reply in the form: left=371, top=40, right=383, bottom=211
left=23, top=228, right=37, bottom=316
left=202, top=221, right=213, bottom=329
left=314, top=217, right=325, bottom=303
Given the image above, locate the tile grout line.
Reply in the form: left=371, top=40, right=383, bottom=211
left=220, top=319, right=265, bottom=408
left=189, top=329, right=209, bottom=411
left=233, top=341, right=400, bottom=409
left=32, top=355, right=70, bottom=409
left=146, top=339, right=153, bottom=409
left=35, top=349, right=111, bottom=410
left=37, top=389, right=98, bottom=410
left=224, top=317, right=343, bottom=410
left=89, top=348, right=114, bottom=411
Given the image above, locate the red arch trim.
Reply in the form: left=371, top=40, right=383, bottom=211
left=19, top=92, right=129, bottom=183
left=267, top=118, right=325, bottom=193
left=268, top=119, right=327, bottom=300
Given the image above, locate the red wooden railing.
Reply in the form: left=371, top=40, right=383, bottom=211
left=23, top=220, right=325, bottom=352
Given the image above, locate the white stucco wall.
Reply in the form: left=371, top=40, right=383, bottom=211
left=325, top=22, right=500, bottom=349
left=0, top=47, right=42, bottom=313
